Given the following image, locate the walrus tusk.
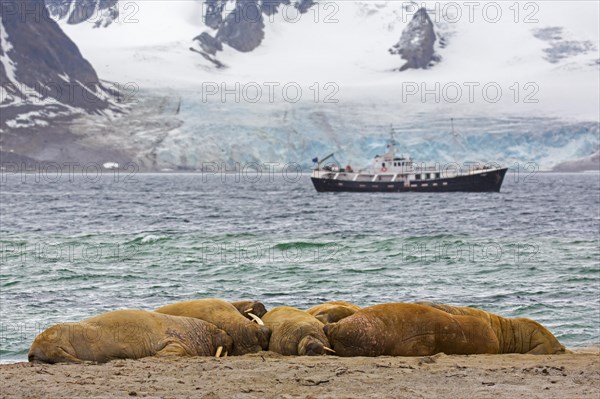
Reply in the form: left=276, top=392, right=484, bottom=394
left=244, top=308, right=253, bottom=313
left=247, top=313, right=265, bottom=326
left=323, top=346, right=336, bottom=354
left=223, top=351, right=228, bottom=358
left=215, top=346, right=223, bottom=358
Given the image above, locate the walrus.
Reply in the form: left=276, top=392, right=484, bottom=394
left=28, top=309, right=233, bottom=364
left=306, top=301, right=361, bottom=324
left=155, top=299, right=270, bottom=355
left=230, top=300, right=268, bottom=319
left=262, top=306, right=334, bottom=356
left=416, top=302, right=566, bottom=354
left=324, top=303, right=500, bottom=357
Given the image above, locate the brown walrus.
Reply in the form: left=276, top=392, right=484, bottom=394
left=155, top=299, right=270, bottom=355
left=306, top=301, right=361, bottom=324
left=231, top=300, right=268, bottom=319
left=28, top=309, right=233, bottom=364
left=324, top=303, right=499, bottom=357
left=262, top=306, right=335, bottom=356
left=416, top=302, right=566, bottom=354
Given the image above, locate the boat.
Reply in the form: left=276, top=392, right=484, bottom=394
left=311, top=128, right=508, bottom=193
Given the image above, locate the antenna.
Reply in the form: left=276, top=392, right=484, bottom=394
left=451, top=117, right=456, bottom=147
left=450, top=118, right=468, bottom=161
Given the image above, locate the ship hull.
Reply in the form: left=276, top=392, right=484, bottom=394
left=311, top=168, right=508, bottom=193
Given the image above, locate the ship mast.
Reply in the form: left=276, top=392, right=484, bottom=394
left=451, top=118, right=459, bottom=161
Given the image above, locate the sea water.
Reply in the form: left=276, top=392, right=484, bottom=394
left=0, top=172, right=598, bottom=362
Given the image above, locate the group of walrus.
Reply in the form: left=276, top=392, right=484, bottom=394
left=28, top=299, right=566, bottom=364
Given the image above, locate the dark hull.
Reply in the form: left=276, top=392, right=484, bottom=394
left=312, top=168, right=508, bottom=193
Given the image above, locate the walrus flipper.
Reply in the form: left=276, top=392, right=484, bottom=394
left=155, top=342, right=190, bottom=357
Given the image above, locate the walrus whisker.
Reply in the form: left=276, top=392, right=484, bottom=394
left=323, top=346, right=336, bottom=354
left=248, top=313, right=265, bottom=326
left=215, top=346, right=223, bottom=358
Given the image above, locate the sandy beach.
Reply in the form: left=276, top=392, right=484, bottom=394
left=1, top=348, right=598, bottom=398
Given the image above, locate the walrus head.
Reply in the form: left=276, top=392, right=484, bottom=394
left=246, top=312, right=271, bottom=351
left=513, top=318, right=566, bottom=354
left=28, top=324, right=81, bottom=364
left=213, top=330, right=234, bottom=357
left=257, top=325, right=271, bottom=351
left=231, top=301, right=268, bottom=319
left=230, top=322, right=271, bottom=354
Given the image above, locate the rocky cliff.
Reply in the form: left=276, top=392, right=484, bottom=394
left=389, top=7, right=438, bottom=71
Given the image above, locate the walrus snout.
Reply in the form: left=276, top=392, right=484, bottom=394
left=298, top=336, right=326, bottom=356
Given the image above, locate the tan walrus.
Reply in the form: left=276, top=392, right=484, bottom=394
left=262, top=306, right=335, bottom=356
left=306, top=301, right=361, bottom=324
left=416, top=302, right=566, bottom=354
left=324, top=303, right=499, bottom=357
left=28, top=309, right=233, bottom=364
left=230, top=300, right=268, bottom=320
left=156, top=299, right=270, bottom=355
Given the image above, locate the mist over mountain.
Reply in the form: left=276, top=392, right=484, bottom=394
left=1, top=1, right=599, bottom=171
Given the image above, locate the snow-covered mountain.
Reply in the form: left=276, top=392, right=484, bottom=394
left=0, top=0, right=119, bottom=131
left=2, top=1, right=599, bottom=171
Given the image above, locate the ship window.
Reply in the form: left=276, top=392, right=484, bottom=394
left=415, top=175, right=421, bottom=180
left=436, top=173, right=440, bottom=179
left=382, top=163, right=386, bottom=168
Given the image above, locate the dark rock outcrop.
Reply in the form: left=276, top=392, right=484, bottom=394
left=1, top=0, right=117, bottom=129
left=389, top=8, right=438, bottom=71
left=204, top=0, right=227, bottom=29
left=194, top=32, right=223, bottom=56
left=216, top=0, right=265, bottom=53
left=192, top=0, right=317, bottom=66
left=533, top=27, right=597, bottom=64
left=45, top=0, right=118, bottom=27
